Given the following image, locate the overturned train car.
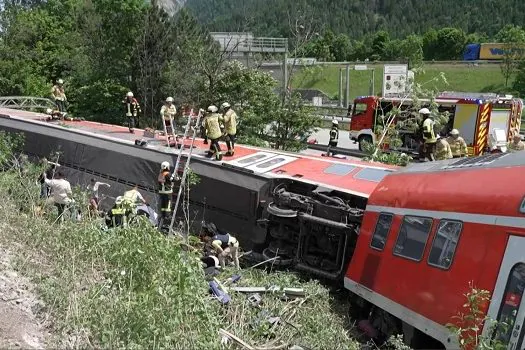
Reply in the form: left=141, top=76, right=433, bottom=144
left=0, top=108, right=396, bottom=281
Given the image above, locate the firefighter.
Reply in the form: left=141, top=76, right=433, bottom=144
left=446, top=129, right=468, bottom=158
left=326, top=119, right=339, bottom=156
left=122, top=91, right=141, bottom=133
left=106, top=196, right=129, bottom=228
left=158, top=161, right=174, bottom=228
left=204, top=105, right=223, bottom=161
left=220, top=102, right=237, bottom=156
left=201, top=222, right=240, bottom=269
left=51, top=79, right=67, bottom=113
left=122, top=185, right=146, bottom=214
left=509, top=134, right=525, bottom=151
left=434, top=135, right=452, bottom=160
left=420, top=108, right=437, bottom=161
left=160, top=97, right=177, bottom=139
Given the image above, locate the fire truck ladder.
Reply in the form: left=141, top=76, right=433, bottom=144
left=168, top=109, right=203, bottom=238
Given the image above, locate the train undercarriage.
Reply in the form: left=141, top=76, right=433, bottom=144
left=258, top=179, right=365, bottom=281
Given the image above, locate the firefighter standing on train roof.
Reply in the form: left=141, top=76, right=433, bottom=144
left=122, top=91, right=141, bottom=133
left=326, top=119, right=339, bottom=156
left=446, top=129, right=468, bottom=158
left=509, top=134, right=525, bottom=151
left=51, top=79, right=67, bottom=113
left=201, top=222, right=240, bottom=269
left=220, top=102, right=237, bottom=156
left=420, top=108, right=437, bottom=161
left=204, top=105, right=223, bottom=161
left=158, top=161, right=174, bottom=227
left=160, top=97, right=177, bottom=139
left=434, top=135, right=452, bottom=160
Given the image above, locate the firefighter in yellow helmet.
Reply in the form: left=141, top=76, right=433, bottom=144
left=158, top=161, right=174, bottom=228
left=160, top=97, right=177, bottom=139
left=420, top=108, right=437, bottom=161
left=446, top=129, right=468, bottom=158
left=204, top=105, right=223, bottom=161
left=220, top=102, right=237, bottom=156
left=509, top=134, right=525, bottom=151
left=51, top=79, right=67, bottom=113
left=434, top=135, right=452, bottom=160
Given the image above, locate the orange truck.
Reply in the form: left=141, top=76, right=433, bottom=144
left=348, top=92, right=522, bottom=155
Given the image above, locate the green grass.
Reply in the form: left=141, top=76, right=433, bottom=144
left=292, top=63, right=508, bottom=101
left=0, top=161, right=361, bottom=349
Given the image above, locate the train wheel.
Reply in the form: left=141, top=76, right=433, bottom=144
left=262, top=247, right=293, bottom=267
left=267, top=202, right=298, bottom=218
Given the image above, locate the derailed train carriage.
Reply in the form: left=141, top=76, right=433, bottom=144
left=0, top=108, right=395, bottom=282
left=3, top=107, right=525, bottom=349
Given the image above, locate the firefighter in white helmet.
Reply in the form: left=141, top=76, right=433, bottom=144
left=157, top=161, right=174, bottom=229
left=446, top=129, right=468, bottom=158
left=51, top=79, right=67, bottom=113
left=220, top=102, right=237, bottom=156
left=419, top=108, right=437, bottom=161
left=326, top=119, right=339, bottom=156
left=204, top=105, right=223, bottom=161
left=122, top=91, right=141, bottom=133
left=160, top=97, right=177, bottom=140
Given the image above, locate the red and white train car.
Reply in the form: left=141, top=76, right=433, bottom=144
left=346, top=152, right=525, bottom=349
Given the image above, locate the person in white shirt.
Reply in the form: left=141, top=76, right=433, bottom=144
left=44, top=171, right=72, bottom=216
left=87, top=178, right=110, bottom=213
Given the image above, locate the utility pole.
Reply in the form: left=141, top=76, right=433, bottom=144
left=339, top=68, right=344, bottom=108
left=344, top=65, right=350, bottom=108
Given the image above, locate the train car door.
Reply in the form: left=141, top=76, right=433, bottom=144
left=483, top=235, right=525, bottom=349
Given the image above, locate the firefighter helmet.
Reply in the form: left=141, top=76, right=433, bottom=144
left=127, top=91, right=133, bottom=97
left=46, top=108, right=53, bottom=114
left=450, top=129, right=459, bottom=136
left=57, top=79, right=64, bottom=84
left=207, top=105, right=218, bottom=113
left=221, top=102, right=231, bottom=109
left=166, top=97, right=174, bottom=103
left=332, top=119, right=339, bottom=125
left=115, top=196, right=124, bottom=205
left=419, top=108, right=431, bottom=115
left=161, top=161, right=170, bottom=170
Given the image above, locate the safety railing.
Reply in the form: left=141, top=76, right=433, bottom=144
left=212, top=34, right=288, bottom=53
left=0, top=96, right=56, bottom=110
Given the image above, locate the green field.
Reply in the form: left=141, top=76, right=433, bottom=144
left=292, top=63, right=507, bottom=101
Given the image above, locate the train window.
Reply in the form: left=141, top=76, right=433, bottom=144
left=324, top=164, right=356, bottom=176
left=393, top=216, right=433, bottom=261
left=370, top=213, right=394, bottom=251
left=493, top=263, right=525, bottom=345
left=428, top=220, right=462, bottom=269
left=354, top=168, right=392, bottom=182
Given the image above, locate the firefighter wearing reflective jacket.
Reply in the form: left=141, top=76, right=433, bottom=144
left=434, top=135, right=452, bottom=160
left=446, top=129, right=468, bottom=158
left=106, top=196, right=129, bottom=228
left=220, top=102, right=237, bottom=156
left=204, top=105, right=223, bottom=161
left=160, top=97, right=177, bottom=138
left=158, top=161, right=174, bottom=222
left=326, top=120, right=339, bottom=156
left=420, top=108, right=437, bottom=161
left=122, top=91, right=141, bottom=133
left=202, top=223, right=240, bottom=269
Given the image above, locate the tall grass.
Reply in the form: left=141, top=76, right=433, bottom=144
left=0, top=154, right=359, bottom=349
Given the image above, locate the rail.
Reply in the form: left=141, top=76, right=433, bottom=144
left=0, top=96, right=55, bottom=110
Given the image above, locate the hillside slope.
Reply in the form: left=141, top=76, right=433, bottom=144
left=185, top=0, right=522, bottom=38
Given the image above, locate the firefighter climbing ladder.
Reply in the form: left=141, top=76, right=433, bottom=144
left=168, top=109, right=203, bottom=238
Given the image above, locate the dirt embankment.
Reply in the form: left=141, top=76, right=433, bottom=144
left=0, top=246, right=46, bottom=349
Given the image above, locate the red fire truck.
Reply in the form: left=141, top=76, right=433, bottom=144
left=348, top=92, right=522, bottom=155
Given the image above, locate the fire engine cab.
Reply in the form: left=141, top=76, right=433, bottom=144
left=349, top=92, right=522, bottom=155
left=345, top=151, right=525, bottom=349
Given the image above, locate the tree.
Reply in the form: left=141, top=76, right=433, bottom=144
left=371, top=31, right=390, bottom=61
left=331, top=33, right=352, bottom=61
left=433, top=28, right=467, bottom=60
left=399, top=35, right=424, bottom=68
left=495, top=25, right=525, bottom=87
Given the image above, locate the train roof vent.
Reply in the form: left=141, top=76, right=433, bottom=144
left=442, top=153, right=508, bottom=169
left=324, top=164, right=357, bottom=176
left=353, top=168, right=393, bottom=182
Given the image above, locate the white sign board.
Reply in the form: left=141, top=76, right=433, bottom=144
left=312, top=96, right=323, bottom=106
left=382, top=64, right=409, bottom=98
left=354, top=65, right=368, bottom=71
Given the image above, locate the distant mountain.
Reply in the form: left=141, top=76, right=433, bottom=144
left=156, top=0, right=186, bottom=15
left=185, top=0, right=524, bottom=38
